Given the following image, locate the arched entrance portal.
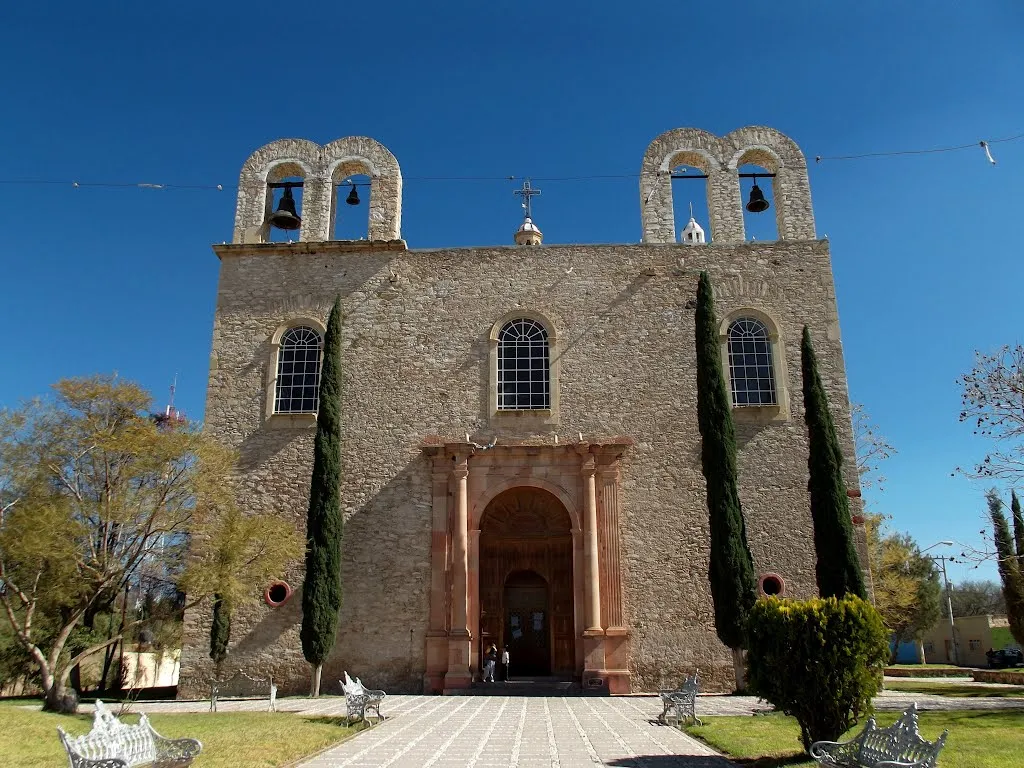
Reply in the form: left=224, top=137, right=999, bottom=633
left=478, top=487, right=575, bottom=678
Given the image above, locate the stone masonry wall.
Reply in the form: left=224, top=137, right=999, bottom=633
left=177, top=237, right=863, bottom=697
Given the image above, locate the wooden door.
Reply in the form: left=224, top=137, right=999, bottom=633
left=504, top=572, right=550, bottom=676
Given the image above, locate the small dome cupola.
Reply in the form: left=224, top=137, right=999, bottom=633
left=680, top=202, right=706, bottom=245
left=515, top=216, right=543, bottom=246
left=513, top=178, right=543, bottom=246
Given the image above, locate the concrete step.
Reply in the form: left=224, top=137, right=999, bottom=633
left=445, top=677, right=583, bottom=696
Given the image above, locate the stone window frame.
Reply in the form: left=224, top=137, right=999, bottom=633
left=488, top=310, right=560, bottom=427
left=758, top=572, right=786, bottom=598
left=263, top=581, right=293, bottom=607
left=496, top=318, right=551, bottom=411
left=726, top=317, right=777, bottom=407
left=719, top=308, right=790, bottom=423
left=266, top=317, right=327, bottom=427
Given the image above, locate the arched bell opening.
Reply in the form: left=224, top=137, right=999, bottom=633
left=671, top=163, right=711, bottom=244
left=263, top=164, right=306, bottom=243
left=737, top=153, right=779, bottom=242
left=332, top=172, right=372, bottom=240
left=478, top=487, right=576, bottom=680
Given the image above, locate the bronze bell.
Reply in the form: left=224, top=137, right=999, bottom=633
left=346, top=184, right=360, bottom=206
left=268, top=186, right=301, bottom=230
left=746, top=182, right=770, bottom=213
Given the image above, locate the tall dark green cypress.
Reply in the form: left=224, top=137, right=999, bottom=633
left=1011, top=491, right=1024, bottom=569
left=801, top=326, right=867, bottom=599
left=694, top=272, right=757, bottom=688
left=989, top=491, right=1024, bottom=645
left=301, top=296, right=343, bottom=697
left=209, top=594, right=230, bottom=669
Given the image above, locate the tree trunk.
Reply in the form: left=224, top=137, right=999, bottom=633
left=70, top=663, right=82, bottom=695
left=731, top=647, right=746, bottom=692
left=100, top=640, right=118, bottom=692
left=43, top=678, right=79, bottom=714
left=310, top=663, right=322, bottom=697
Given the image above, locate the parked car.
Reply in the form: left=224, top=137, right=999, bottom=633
left=985, top=648, right=1024, bottom=669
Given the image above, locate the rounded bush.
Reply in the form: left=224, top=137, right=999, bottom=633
left=746, top=594, right=888, bottom=752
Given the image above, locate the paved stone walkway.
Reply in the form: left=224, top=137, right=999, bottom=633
left=297, top=696, right=732, bottom=767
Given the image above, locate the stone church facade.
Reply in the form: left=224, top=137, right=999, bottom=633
left=177, top=126, right=866, bottom=697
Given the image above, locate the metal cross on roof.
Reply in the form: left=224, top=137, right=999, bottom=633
left=514, top=178, right=542, bottom=219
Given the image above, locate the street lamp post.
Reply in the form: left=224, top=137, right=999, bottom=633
left=922, top=541, right=958, bottom=666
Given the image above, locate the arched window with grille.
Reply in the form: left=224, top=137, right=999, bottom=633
left=497, top=318, right=551, bottom=410
left=727, top=317, right=777, bottom=406
left=274, top=326, right=323, bottom=414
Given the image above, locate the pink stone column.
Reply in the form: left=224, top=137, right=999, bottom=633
left=597, top=458, right=632, bottom=693
left=425, top=453, right=451, bottom=693
left=451, top=464, right=469, bottom=634
left=579, top=448, right=606, bottom=682
left=582, top=458, right=602, bottom=632
left=445, top=456, right=472, bottom=689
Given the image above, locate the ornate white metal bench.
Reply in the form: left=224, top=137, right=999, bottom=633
left=58, top=700, right=202, bottom=768
left=208, top=670, right=277, bottom=712
left=810, top=703, right=948, bottom=768
left=340, top=671, right=386, bottom=722
left=658, top=669, right=701, bottom=726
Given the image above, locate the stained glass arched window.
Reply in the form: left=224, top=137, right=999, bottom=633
left=497, top=319, right=550, bottom=410
left=274, top=326, right=323, bottom=413
left=727, top=317, right=777, bottom=406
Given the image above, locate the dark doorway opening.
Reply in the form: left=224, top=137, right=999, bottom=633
left=478, top=485, right=576, bottom=679
left=504, top=570, right=550, bottom=677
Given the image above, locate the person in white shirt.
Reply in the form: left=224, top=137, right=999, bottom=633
left=501, top=646, right=510, bottom=681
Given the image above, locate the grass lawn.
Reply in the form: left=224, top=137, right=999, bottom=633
left=885, top=680, right=1024, bottom=698
left=685, top=710, right=1024, bottom=768
left=0, top=700, right=365, bottom=767
left=887, top=664, right=959, bottom=669
left=884, top=664, right=971, bottom=678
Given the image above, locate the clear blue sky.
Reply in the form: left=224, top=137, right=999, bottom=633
left=2, top=2, right=1022, bottom=584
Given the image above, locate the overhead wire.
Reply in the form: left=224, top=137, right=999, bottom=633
left=0, top=131, right=1019, bottom=191
left=814, top=131, right=1024, bottom=163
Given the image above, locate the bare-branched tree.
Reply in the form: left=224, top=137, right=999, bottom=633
left=852, top=402, right=896, bottom=495
left=958, top=344, right=1024, bottom=482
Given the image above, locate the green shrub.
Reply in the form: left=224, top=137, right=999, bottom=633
left=746, top=594, right=888, bottom=752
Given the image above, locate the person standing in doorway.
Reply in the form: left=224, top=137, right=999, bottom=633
left=484, top=643, right=498, bottom=682
left=501, top=645, right=510, bottom=681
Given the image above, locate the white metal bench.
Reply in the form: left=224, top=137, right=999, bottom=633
left=208, top=670, right=277, bottom=712
left=810, top=703, right=948, bottom=768
left=340, top=671, right=386, bottom=722
left=658, top=670, right=701, bottom=726
left=57, top=700, right=202, bottom=768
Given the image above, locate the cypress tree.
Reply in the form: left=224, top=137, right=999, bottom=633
left=1012, top=491, right=1024, bottom=568
left=301, top=296, right=343, bottom=697
left=801, top=326, right=867, bottom=599
left=694, top=271, right=757, bottom=689
left=209, top=594, right=230, bottom=669
left=988, top=491, right=1024, bottom=645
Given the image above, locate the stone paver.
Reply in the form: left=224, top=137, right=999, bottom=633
left=297, top=696, right=733, bottom=767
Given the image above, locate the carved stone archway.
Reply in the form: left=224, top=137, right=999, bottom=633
left=479, top=487, right=575, bottom=677
left=422, top=439, right=633, bottom=694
